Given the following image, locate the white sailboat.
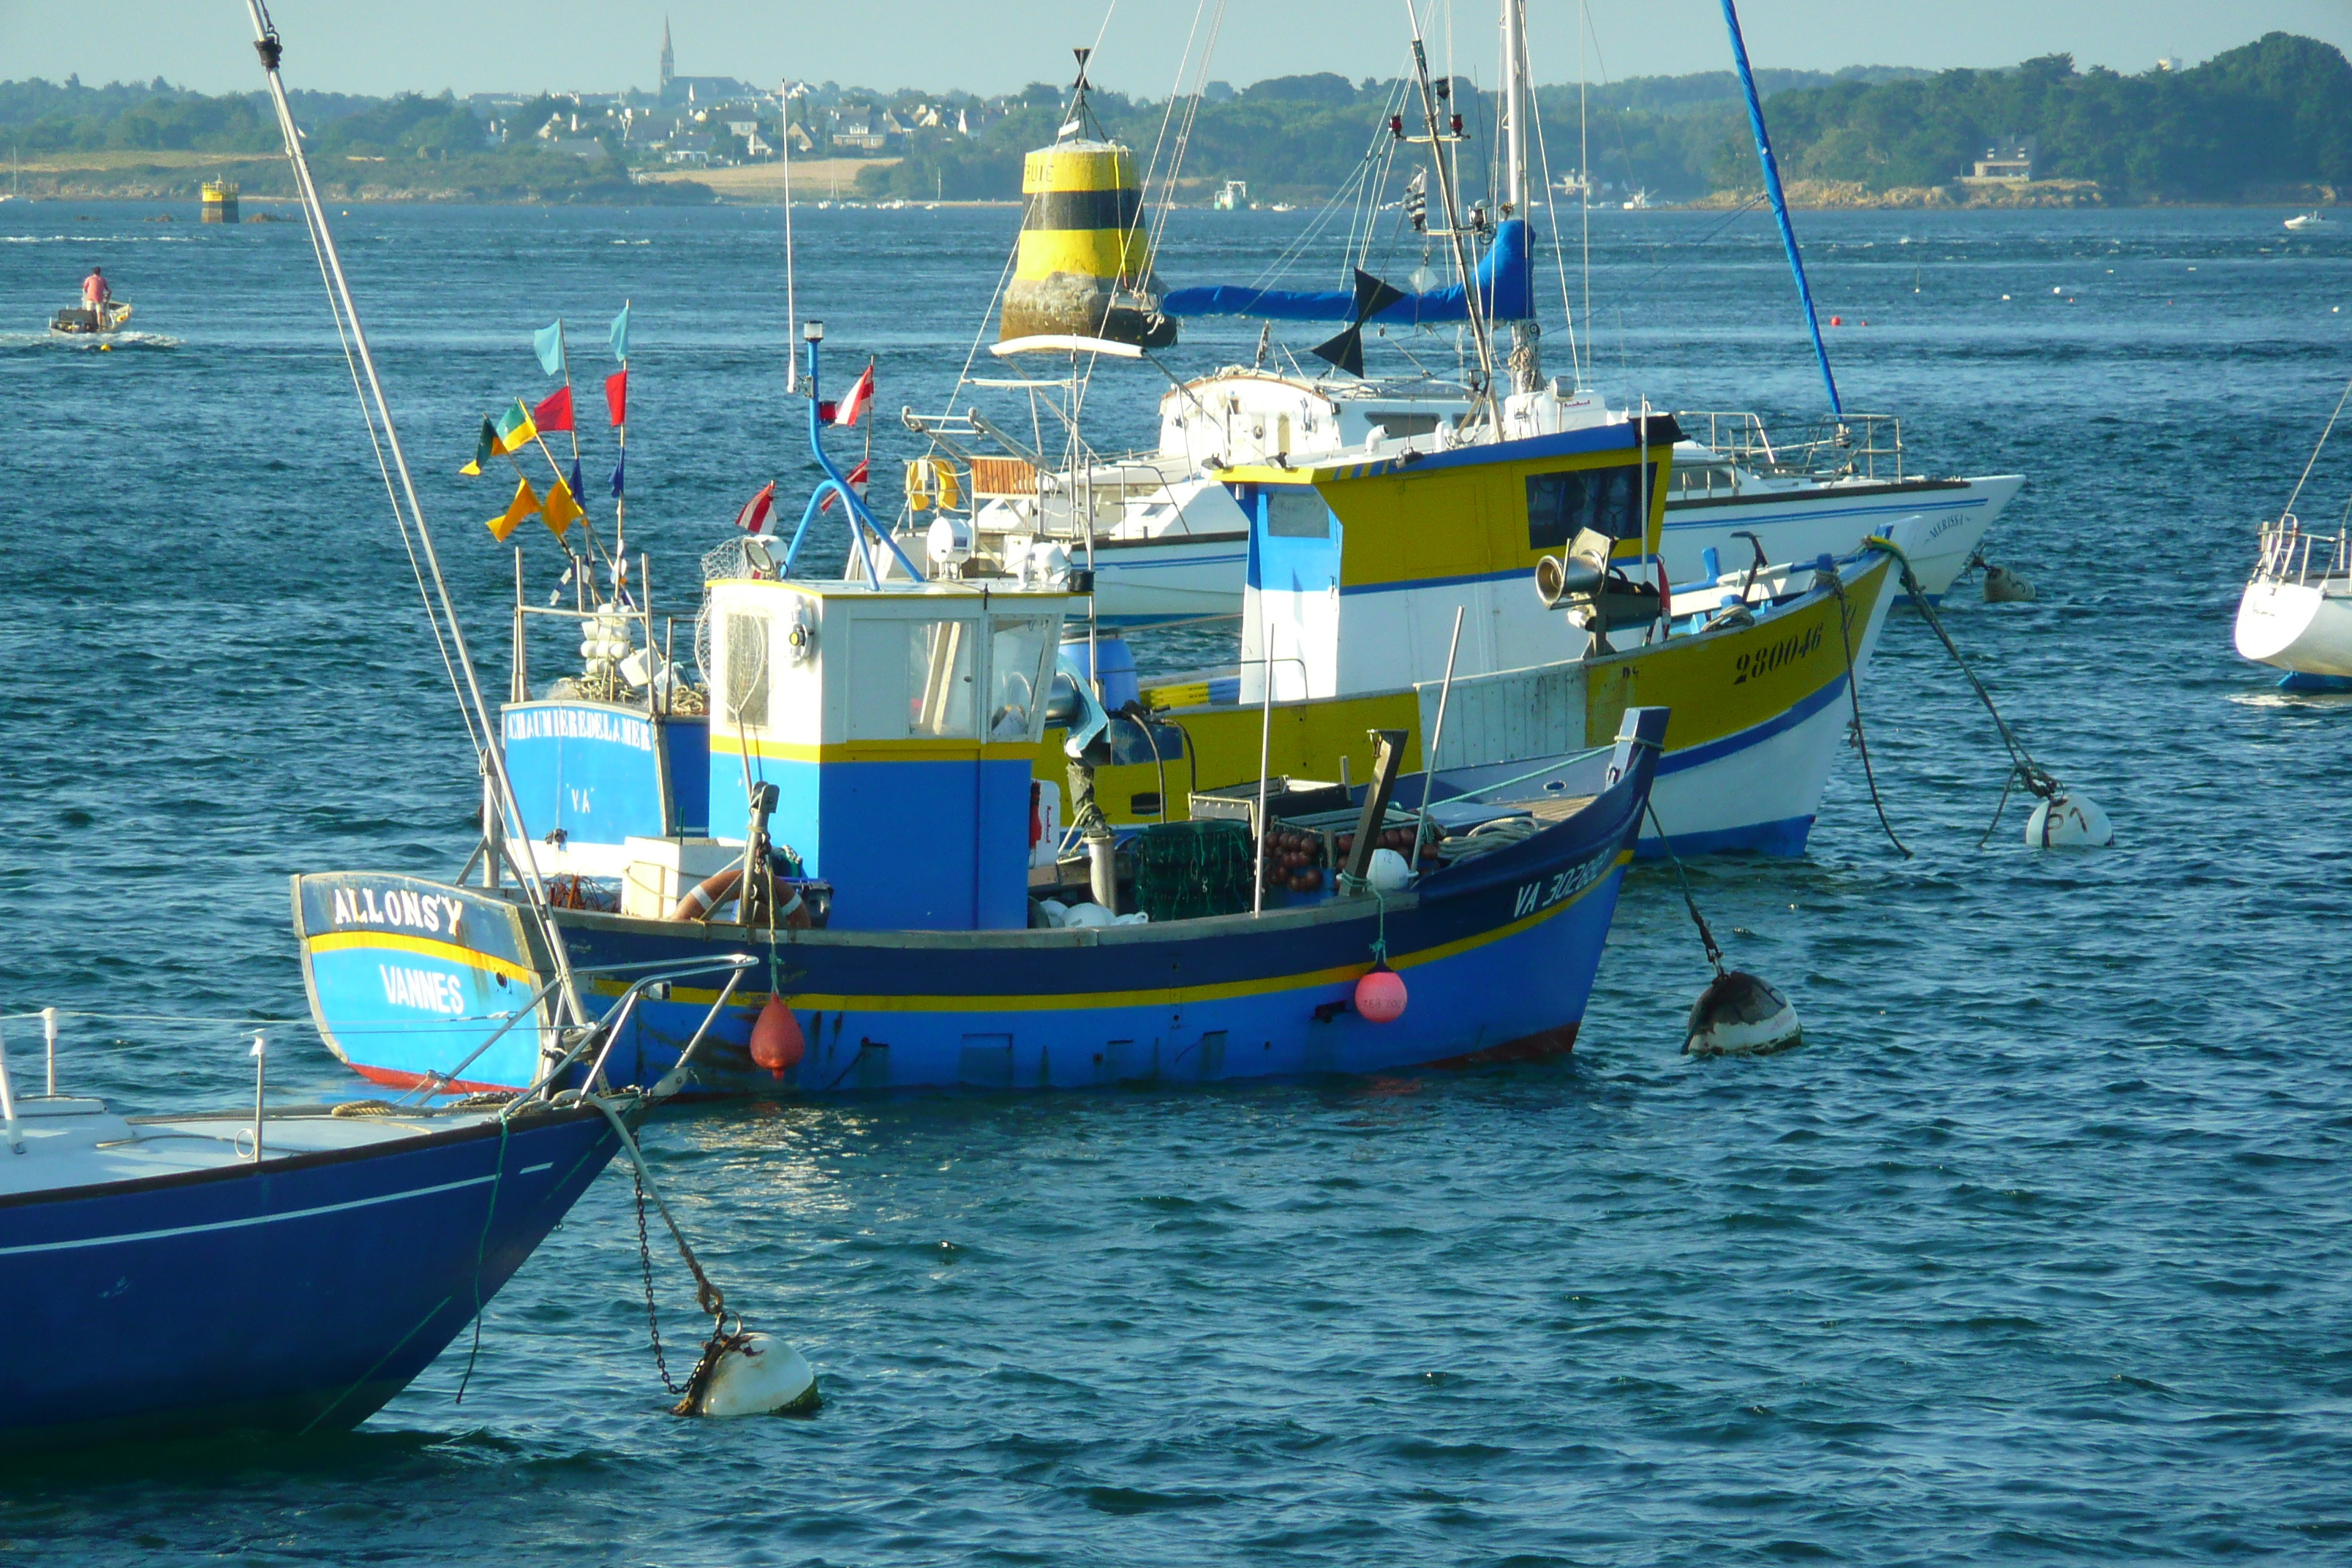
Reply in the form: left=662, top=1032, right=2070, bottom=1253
left=894, top=0, right=2019, bottom=623
left=2234, top=372, right=2352, bottom=687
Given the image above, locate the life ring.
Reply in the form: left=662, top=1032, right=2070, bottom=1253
left=904, top=456, right=963, bottom=513
left=668, top=864, right=811, bottom=927
left=670, top=865, right=742, bottom=921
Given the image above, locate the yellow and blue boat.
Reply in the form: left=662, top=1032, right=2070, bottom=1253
left=1050, top=415, right=1907, bottom=856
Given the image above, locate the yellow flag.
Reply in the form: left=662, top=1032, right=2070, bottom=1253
left=486, top=477, right=542, bottom=541
left=542, top=476, right=584, bottom=539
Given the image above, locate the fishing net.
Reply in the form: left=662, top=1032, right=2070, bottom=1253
left=1130, top=820, right=1254, bottom=922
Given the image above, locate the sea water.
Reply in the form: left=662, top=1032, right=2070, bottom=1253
left=1, top=200, right=2349, bottom=1564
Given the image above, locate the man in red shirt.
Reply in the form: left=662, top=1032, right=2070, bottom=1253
left=81, top=266, right=110, bottom=325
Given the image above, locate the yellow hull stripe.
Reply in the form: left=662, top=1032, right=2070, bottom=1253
left=601, top=851, right=1629, bottom=1014
left=306, top=930, right=538, bottom=987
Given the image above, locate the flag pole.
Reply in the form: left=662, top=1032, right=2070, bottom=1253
left=614, top=296, right=629, bottom=585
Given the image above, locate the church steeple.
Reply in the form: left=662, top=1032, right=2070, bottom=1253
left=659, top=17, right=674, bottom=99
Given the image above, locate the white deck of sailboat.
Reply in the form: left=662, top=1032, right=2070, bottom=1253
left=0, top=1096, right=510, bottom=1200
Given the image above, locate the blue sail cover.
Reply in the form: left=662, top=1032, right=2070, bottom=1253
left=1164, top=218, right=1533, bottom=324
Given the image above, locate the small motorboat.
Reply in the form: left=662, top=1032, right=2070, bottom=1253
left=50, top=301, right=133, bottom=335
left=2285, top=211, right=2331, bottom=231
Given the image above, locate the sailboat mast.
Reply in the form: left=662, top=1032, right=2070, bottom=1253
left=1501, top=0, right=1528, bottom=218
left=1501, top=0, right=1542, bottom=393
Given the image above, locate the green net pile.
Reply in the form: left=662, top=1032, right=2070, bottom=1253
left=1131, top=820, right=1254, bottom=921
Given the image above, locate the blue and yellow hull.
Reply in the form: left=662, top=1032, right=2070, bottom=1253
left=293, top=722, right=1664, bottom=1096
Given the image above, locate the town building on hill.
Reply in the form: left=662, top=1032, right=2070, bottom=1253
left=659, top=18, right=753, bottom=107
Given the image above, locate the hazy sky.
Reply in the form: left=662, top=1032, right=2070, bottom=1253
left=4, top=1, right=2349, bottom=99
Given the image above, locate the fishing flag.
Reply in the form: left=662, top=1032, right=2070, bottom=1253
left=532, top=385, right=576, bottom=433
left=534, top=320, right=566, bottom=377
left=568, top=458, right=584, bottom=502
left=486, top=477, right=541, bottom=541
left=818, top=458, right=870, bottom=513
left=459, top=417, right=496, bottom=475
left=542, top=476, right=584, bottom=539
left=734, top=480, right=777, bottom=534
left=610, top=451, right=625, bottom=498
left=823, top=361, right=874, bottom=428
left=608, top=302, right=630, bottom=363
left=604, top=369, right=627, bottom=426
left=495, top=399, right=538, bottom=454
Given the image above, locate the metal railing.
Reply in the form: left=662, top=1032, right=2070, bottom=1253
left=1678, top=410, right=1907, bottom=483
left=2253, top=516, right=2352, bottom=587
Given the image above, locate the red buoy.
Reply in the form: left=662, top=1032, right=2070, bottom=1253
left=1354, top=965, right=1407, bottom=1024
left=749, top=996, right=804, bottom=1079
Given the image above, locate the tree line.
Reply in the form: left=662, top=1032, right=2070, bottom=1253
left=4, top=31, right=2345, bottom=206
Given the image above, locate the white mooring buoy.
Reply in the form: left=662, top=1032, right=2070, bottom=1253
left=2025, top=791, right=2114, bottom=848
left=1982, top=563, right=2037, bottom=603
left=687, top=1333, right=819, bottom=1417
left=1684, top=970, right=1803, bottom=1058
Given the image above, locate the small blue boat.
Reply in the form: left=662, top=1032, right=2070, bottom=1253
left=0, top=1031, right=630, bottom=1449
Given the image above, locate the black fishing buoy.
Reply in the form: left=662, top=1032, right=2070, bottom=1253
left=1683, top=970, right=1803, bottom=1058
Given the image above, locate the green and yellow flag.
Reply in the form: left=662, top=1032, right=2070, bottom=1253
left=486, top=477, right=542, bottom=541
left=542, top=476, right=583, bottom=539
left=495, top=399, right=538, bottom=455
left=459, top=417, right=497, bottom=476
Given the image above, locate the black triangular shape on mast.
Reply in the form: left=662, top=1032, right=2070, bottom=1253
left=1309, top=325, right=1365, bottom=378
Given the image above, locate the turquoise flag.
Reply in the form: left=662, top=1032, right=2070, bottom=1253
left=608, top=301, right=630, bottom=363
left=533, top=320, right=565, bottom=377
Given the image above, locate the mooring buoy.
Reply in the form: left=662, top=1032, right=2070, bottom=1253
left=685, top=1333, right=819, bottom=1418
left=1983, top=563, right=2037, bottom=603
left=2025, top=791, right=2114, bottom=848
left=1684, top=970, right=1804, bottom=1057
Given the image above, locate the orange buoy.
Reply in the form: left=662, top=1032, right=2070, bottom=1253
left=1828, top=314, right=1842, bottom=326
left=1354, top=965, right=1406, bottom=1024
left=749, top=996, right=804, bottom=1078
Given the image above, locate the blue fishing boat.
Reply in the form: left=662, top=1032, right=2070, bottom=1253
left=294, top=317, right=1667, bottom=1096
left=0, top=1033, right=627, bottom=1450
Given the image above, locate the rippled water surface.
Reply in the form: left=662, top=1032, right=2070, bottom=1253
left=2, top=197, right=2350, bottom=1564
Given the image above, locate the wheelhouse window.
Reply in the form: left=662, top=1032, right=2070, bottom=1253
left=987, top=617, right=1057, bottom=742
left=1526, top=461, right=1660, bottom=549
left=1264, top=489, right=1332, bottom=538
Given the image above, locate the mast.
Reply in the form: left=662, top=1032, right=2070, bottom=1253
left=1500, top=0, right=1542, bottom=393
left=1403, top=7, right=1494, bottom=402
left=1719, top=0, right=1841, bottom=416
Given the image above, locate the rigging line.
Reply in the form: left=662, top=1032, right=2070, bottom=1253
left=1578, top=1, right=1590, bottom=386
left=1134, top=0, right=1215, bottom=257
left=244, top=0, right=582, bottom=1025
left=2280, top=369, right=2352, bottom=524
left=1523, top=22, right=1582, bottom=382
left=1150, top=0, right=1229, bottom=257
left=284, top=144, right=480, bottom=766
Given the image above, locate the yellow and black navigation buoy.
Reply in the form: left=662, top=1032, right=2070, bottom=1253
left=998, top=50, right=1175, bottom=350
left=200, top=180, right=240, bottom=223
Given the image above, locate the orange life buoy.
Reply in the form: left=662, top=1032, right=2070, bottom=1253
left=668, top=864, right=812, bottom=928
left=670, top=865, right=743, bottom=921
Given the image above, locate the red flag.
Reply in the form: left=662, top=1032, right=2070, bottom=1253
left=532, top=385, right=575, bottom=433
left=734, top=480, right=776, bottom=534
left=831, top=361, right=874, bottom=428
left=818, top=458, right=870, bottom=513
left=603, top=369, right=627, bottom=426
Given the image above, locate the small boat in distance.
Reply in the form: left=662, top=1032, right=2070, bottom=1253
left=2285, top=211, right=2331, bottom=230
left=51, top=301, right=132, bottom=335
